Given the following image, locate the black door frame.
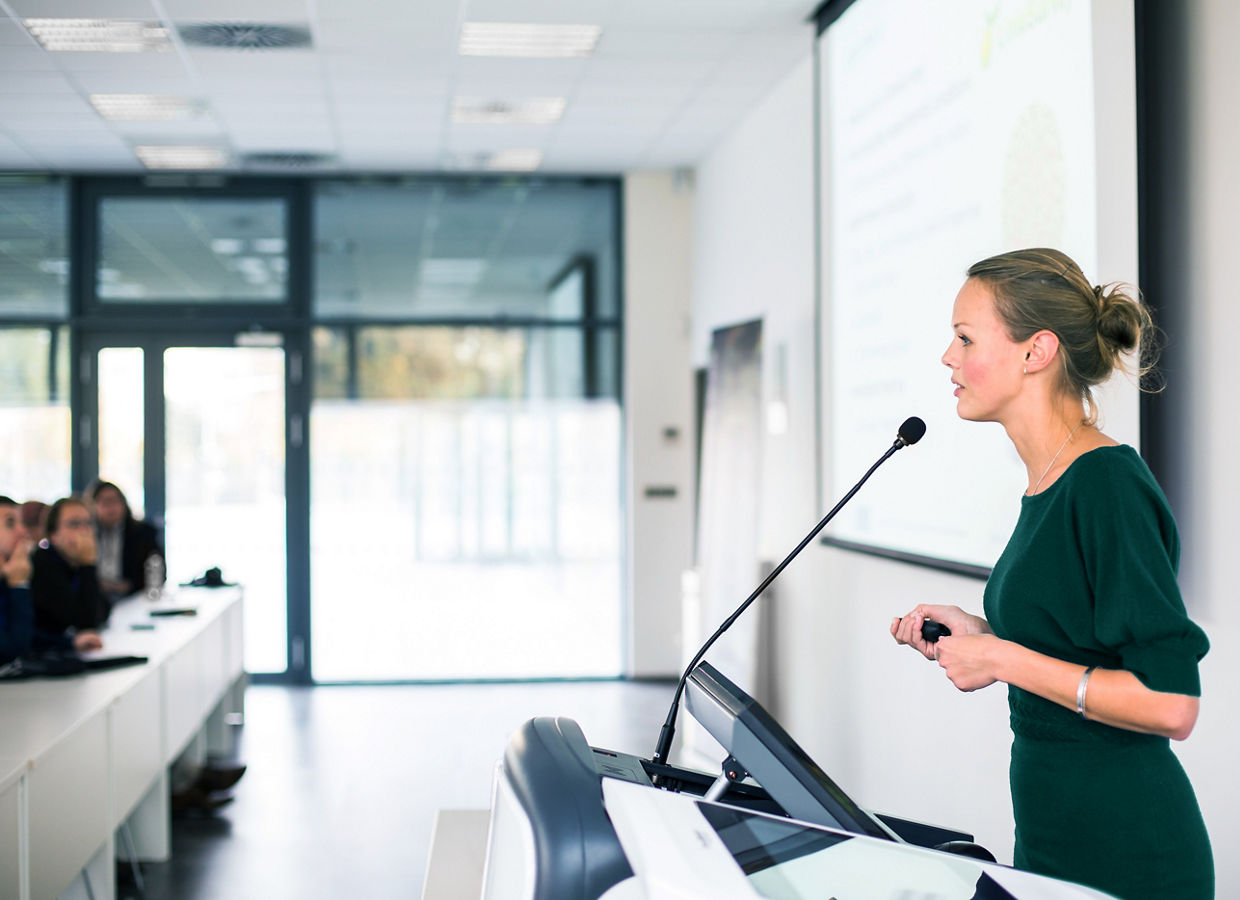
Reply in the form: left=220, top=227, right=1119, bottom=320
left=70, top=175, right=313, bottom=684
left=75, top=328, right=312, bottom=684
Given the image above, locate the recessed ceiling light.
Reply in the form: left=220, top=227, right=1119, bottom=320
left=24, top=18, right=172, bottom=52
left=485, top=149, right=543, bottom=171
left=134, top=146, right=229, bottom=170
left=459, top=22, right=600, bottom=58
left=90, top=94, right=204, bottom=122
left=452, top=97, right=566, bottom=126
left=443, top=149, right=544, bottom=172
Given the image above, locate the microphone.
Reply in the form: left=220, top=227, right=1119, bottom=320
left=650, top=416, right=926, bottom=767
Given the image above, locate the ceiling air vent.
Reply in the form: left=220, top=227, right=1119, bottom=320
left=242, top=152, right=335, bottom=170
left=178, top=22, right=312, bottom=50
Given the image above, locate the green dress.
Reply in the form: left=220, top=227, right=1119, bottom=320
left=983, top=445, right=1212, bottom=900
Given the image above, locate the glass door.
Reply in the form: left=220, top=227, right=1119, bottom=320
left=85, top=334, right=298, bottom=677
left=164, top=345, right=287, bottom=674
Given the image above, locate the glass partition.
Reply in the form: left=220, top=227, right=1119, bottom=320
left=96, top=347, right=145, bottom=518
left=0, top=326, right=71, bottom=502
left=0, top=177, right=69, bottom=318
left=164, top=346, right=287, bottom=674
left=310, top=324, right=622, bottom=680
left=313, top=179, right=619, bottom=320
left=97, top=196, right=288, bottom=303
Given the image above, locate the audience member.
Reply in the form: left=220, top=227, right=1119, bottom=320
left=31, top=497, right=105, bottom=651
left=19, top=499, right=48, bottom=547
left=1, top=495, right=34, bottom=666
left=90, top=480, right=164, bottom=599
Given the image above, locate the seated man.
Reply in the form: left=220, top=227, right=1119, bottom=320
left=1, top=495, right=34, bottom=666
left=31, top=497, right=105, bottom=651
left=90, top=481, right=164, bottom=600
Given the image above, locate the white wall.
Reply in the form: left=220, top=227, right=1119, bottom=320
left=623, top=171, right=695, bottom=678
left=691, top=48, right=1016, bottom=858
left=688, top=3, right=1239, bottom=891
left=1164, top=0, right=1240, bottom=886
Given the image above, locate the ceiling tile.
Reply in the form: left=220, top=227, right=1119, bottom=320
left=0, top=1, right=816, bottom=173
left=52, top=51, right=191, bottom=79
left=312, top=18, right=455, bottom=51
left=106, top=118, right=226, bottom=139
left=593, top=28, right=739, bottom=60
left=459, top=0, right=614, bottom=25
left=324, top=56, right=457, bottom=86
left=65, top=70, right=197, bottom=95
left=0, top=71, right=81, bottom=95
left=0, top=18, right=39, bottom=46
left=160, top=0, right=309, bottom=18
left=0, top=93, right=94, bottom=114
left=5, top=0, right=159, bottom=18
left=0, top=132, right=41, bottom=166
left=230, top=125, right=335, bottom=144
left=185, top=48, right=322, bottom=80
left=313, top=0, right=460, bottom=26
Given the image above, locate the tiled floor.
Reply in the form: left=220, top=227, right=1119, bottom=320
left=130, top=680, right=676, bottom=899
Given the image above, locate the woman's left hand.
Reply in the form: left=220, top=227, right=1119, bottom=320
left=934, top=634, right=1006, bottom=692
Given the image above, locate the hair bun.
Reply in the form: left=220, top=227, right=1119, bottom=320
left=1094, top=284, right=1141, bottom=355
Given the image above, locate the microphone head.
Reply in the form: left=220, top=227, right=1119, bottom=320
left=897, top=416, right=926, bottom=447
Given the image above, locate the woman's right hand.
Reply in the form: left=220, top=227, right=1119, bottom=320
left=890, top=605, right=990, bottom=661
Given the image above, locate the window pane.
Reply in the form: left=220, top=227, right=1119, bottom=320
left=98, top=196, right=288, bottom=303
left=310, top=325, right=622, bottom=680
left=97, top=347, right=145, bottom=519
left=0, top=328, right=70, bottom=501
left=164, top=347, right=287, bottom=674
left=352, top=325, right=618, bottom=401
left=312, top=327, right=349, bottom=399
left=313, top=179, right=619, bottom=319
left=0, top=177, right=69, bottom=318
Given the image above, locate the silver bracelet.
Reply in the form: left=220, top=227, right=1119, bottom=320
left=1076, top=666, right=1097, bottom=719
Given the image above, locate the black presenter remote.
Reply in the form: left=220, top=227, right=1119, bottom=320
left=921, top=620, right=951, bottom=643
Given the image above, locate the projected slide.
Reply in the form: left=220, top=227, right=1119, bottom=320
left=818, top=0, right=1139, bottom=571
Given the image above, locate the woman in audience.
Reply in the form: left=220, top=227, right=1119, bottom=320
left=31, top=497, right=105, bottom=651
left=90, top=480, right=164, bottom=599
left=0, top=495, right=35, bottom=665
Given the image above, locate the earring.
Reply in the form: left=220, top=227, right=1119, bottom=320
left=1023, top=367, right=1028, bottom=375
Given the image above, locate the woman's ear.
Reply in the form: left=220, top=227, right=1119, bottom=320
left=1023, top=330, right=1060, bottom=375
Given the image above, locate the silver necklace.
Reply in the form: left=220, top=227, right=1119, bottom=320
left=1030, top=422, right=1083, bottom=494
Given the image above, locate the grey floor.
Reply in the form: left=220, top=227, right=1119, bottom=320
left=129, top=680, right=676, bottom=899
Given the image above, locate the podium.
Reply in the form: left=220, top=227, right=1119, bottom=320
left=478, top=663, right=1116, bottom=899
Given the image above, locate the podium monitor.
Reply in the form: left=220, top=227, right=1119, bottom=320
left=684, top=661, right=895, bottom=840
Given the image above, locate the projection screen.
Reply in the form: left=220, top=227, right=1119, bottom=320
left=816, top=0, right=1141, bottom=574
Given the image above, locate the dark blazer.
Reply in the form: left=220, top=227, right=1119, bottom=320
left=0, top=580, right=35, bottom=664
left=31, top=545, right=110, bottom=634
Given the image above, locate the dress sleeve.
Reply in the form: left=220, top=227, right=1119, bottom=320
left=1075, top=455, right=1209, bottom=696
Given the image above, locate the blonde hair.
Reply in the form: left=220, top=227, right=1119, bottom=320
left=966, top=248, right=1158, bottom=421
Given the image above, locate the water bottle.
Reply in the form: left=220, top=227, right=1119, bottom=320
left=144, top=554, right=164, bottom=601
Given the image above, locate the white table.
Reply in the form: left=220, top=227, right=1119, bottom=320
left=421, top=809, right=491, bottom=900
left=0, top=586, right=245, bottom=900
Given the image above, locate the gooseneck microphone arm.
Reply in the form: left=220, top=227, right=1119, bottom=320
left=650, top=416, right=926, bottom=766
